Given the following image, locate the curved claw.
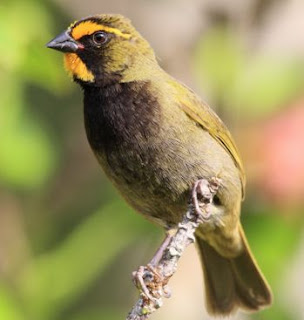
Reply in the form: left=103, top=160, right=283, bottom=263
left=192, top=179, right=212, bottom=221
left=133, top=266, right=157, bottom=302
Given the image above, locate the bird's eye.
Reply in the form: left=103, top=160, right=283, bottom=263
left=92, top=31, right=108, bottom=45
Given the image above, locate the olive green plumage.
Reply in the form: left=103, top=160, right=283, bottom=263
left=47, top=14, right=272, bottom=316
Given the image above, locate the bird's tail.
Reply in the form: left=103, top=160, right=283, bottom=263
left=196, top=224, right=272, bottom=316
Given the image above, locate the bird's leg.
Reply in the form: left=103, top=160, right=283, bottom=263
left=149, top=232, right=173, bottom=266
left=191, top=177, right=221, bottom=222
left=132, top=231, right=173, bottom=302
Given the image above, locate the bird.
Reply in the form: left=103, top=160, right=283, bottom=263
left=47, top=14, right=272, bottom=316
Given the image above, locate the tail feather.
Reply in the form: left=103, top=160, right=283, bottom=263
left=196, top=224, right=272, bottom=316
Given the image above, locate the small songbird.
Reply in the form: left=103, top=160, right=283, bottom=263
left=47, top=14, right=272, bottom=316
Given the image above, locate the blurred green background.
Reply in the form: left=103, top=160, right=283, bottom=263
left=1, top=0, right=304, bottom=319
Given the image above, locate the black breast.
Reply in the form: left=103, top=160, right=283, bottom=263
left=83, top=81, right=160, bottom=153
left=82, top=80, right=169, bottom=196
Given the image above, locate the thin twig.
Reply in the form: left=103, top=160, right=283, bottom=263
left=126, top=177, right=221, bottom=320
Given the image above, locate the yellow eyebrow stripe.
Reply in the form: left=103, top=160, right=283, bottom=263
left=71, top=21, right=131, bottom=40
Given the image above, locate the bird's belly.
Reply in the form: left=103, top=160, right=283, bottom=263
left=94, top=143, right=189, bottom=227
left=94, top=127, right=242, bottom=228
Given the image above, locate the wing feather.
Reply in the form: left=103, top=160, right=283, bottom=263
left=169, top=80, right=246, bottom=197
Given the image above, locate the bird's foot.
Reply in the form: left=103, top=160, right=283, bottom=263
left=131, top=231, right=173, bottom=307
left=191, top=177, right=221, bottom=223
left=132, top=264, right=170, bottom=308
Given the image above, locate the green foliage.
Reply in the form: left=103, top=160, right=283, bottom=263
left=193, top=26, right=304, bottom=118
left=0, top=287, right=24, bottom=320
left=0, top=111, right=56, bottom=188
left=19, top=201, right=152, bottom=319
left=0, top=0, right=68, bottom=190
left=193, top=27, right=245, bottom=99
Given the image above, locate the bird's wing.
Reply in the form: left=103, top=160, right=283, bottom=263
left=170, top=80, right=246, bottom=198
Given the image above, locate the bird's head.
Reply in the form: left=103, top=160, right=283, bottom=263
left=47, top=14, right=157, bottom=86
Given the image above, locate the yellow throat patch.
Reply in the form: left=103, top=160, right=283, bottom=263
left=64, top=53, right=94, bottom=82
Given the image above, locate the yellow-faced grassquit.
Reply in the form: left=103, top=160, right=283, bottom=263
left=47, top=14, right=272, bottom=316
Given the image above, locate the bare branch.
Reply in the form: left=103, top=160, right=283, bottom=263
left=127, top=177, right=221, bottom=320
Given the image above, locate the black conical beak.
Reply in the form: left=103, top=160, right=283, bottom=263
left=46, top=31, right=81, bottom=53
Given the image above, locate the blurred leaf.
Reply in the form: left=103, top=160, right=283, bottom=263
left=243, top=211, right=303, bottom=320
left=0, top=286, right=24, bottom=320
left=0, top=0, right=69, bottom=92
left=21, top=45, right=69, bottom=93
left=0, top=79, right=57, bottom=189
left=243, top=212, right=302, bottom=284
left=193, top=26, right=245, bottom=98
left=0, top=0, right=49, bottom=71
left=0, top=0, right=70, bottom=190
left=193, top=26, right=304, bottom=120
left=0, top=79, right=23, bottom=129
left=0, top=118, right=57, bottom=189
left=233, top=58, right=304, bottom=117
left=19, top=201, right=151, bottom=319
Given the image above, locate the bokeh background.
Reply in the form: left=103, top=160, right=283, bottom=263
left=1, top=0, right=304, bottom=319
